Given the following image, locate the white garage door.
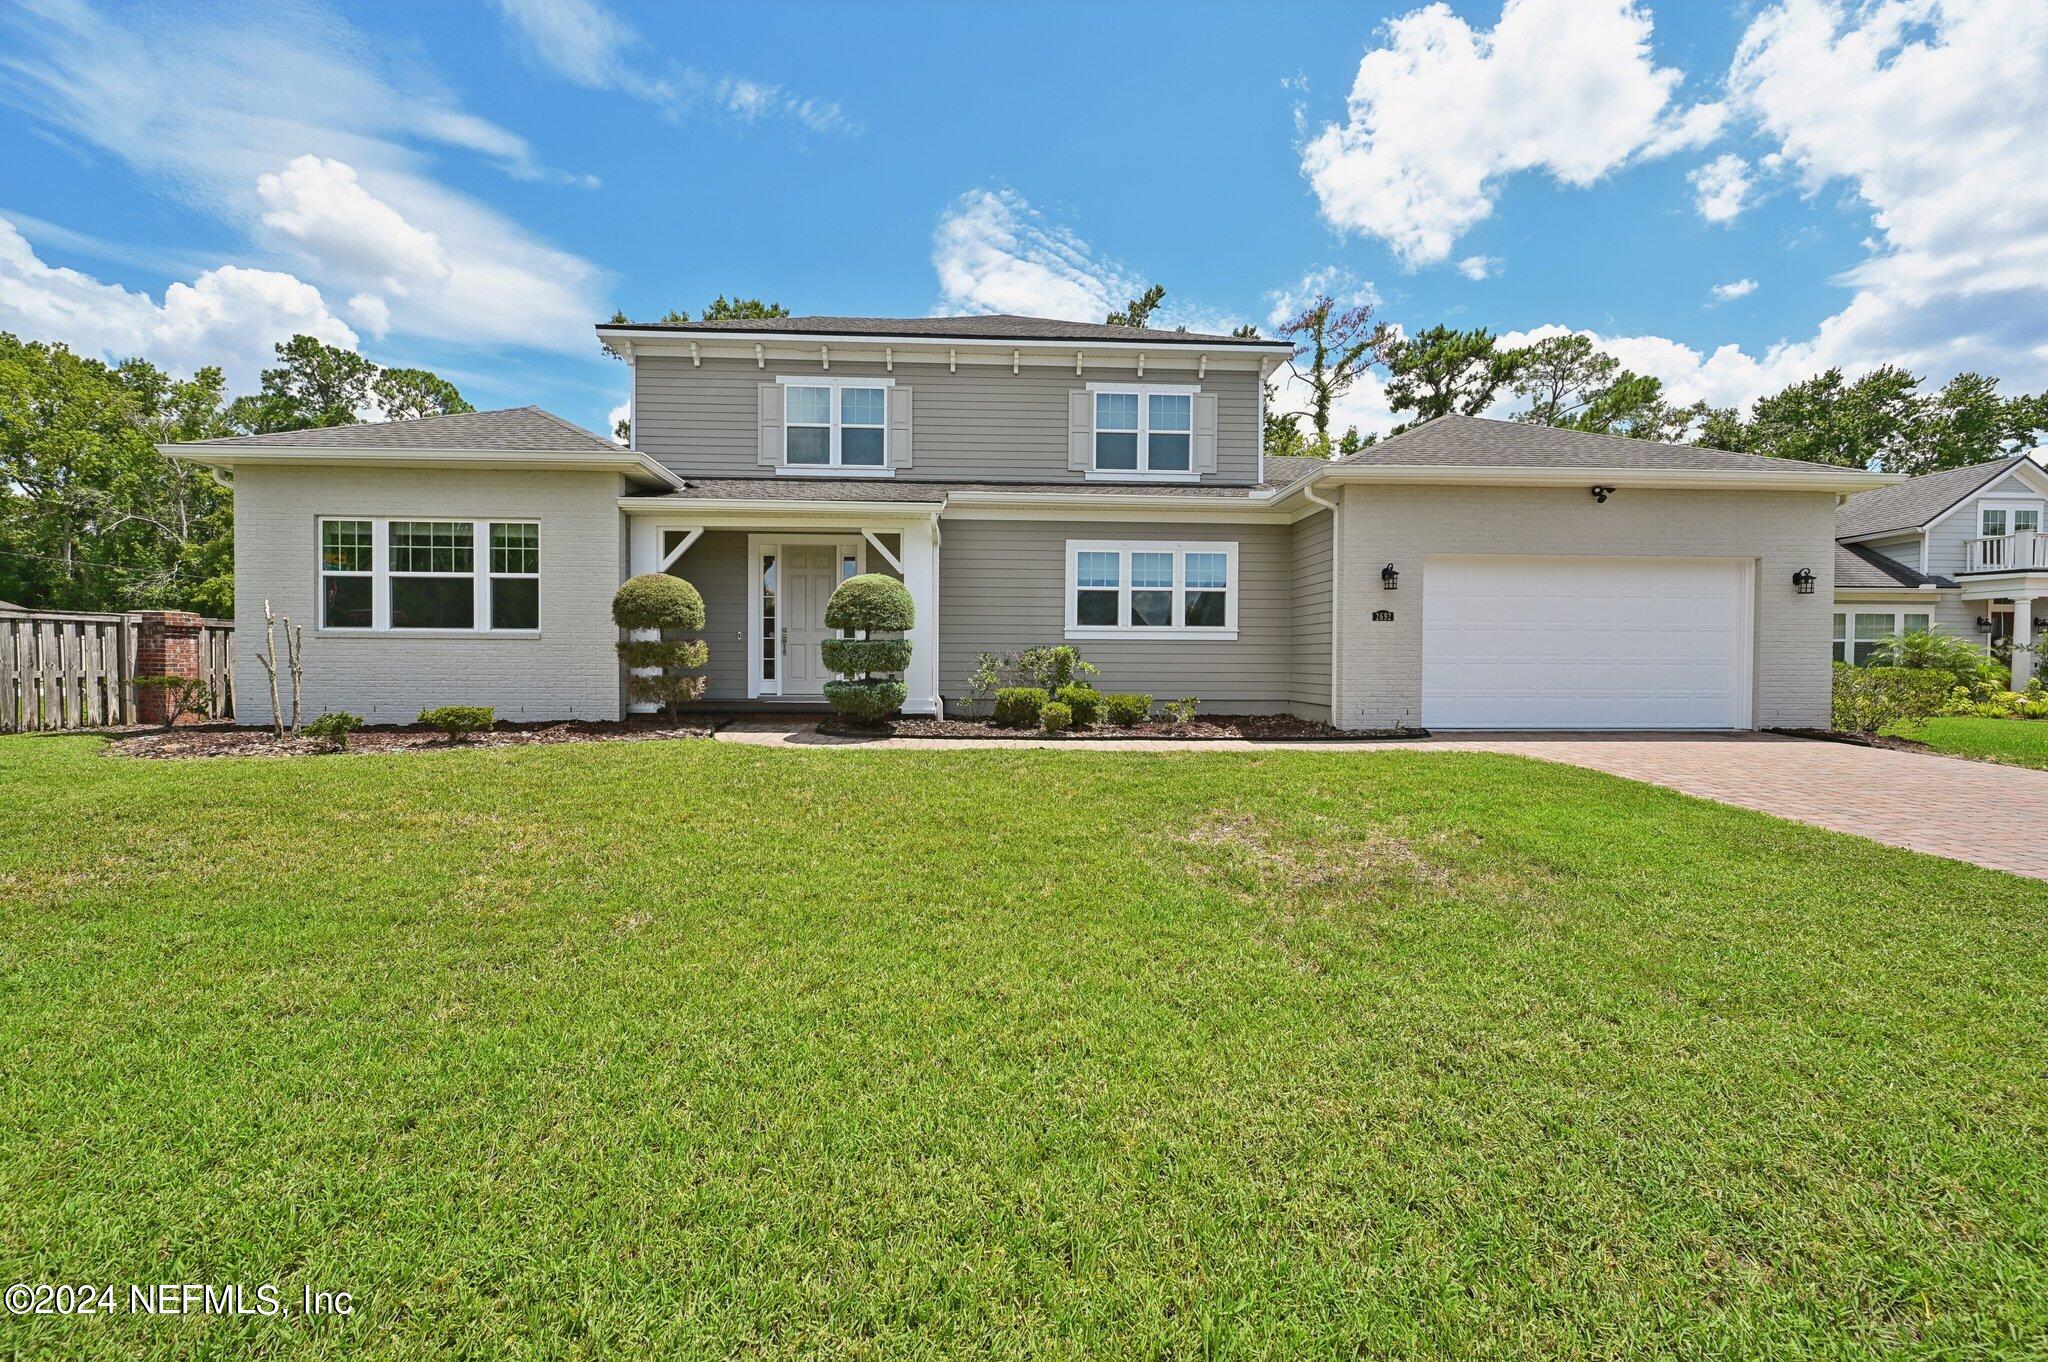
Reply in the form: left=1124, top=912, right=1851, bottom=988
left=1421, top=555, right=1752, bottom=730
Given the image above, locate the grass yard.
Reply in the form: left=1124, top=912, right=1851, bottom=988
left=1888, top=716, right=2048, bottom=770
left=3, top=734, right=2046, bottom=1359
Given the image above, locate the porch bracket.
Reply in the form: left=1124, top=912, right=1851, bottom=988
left=658, top=527, right=704, bottom=572
left=860, top=528, right=903, bottom=573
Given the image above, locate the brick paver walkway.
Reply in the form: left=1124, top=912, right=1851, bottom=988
left=715, top=723, right=2048, bottom=880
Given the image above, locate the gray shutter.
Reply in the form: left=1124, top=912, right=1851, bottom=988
left=889, top=387, right=913, bottom=469
left=758, top=383, right=782, bottom=466
left=1192, top=393, right=1219, bottom=474
left=1068, top=390, right=1092, bottom=471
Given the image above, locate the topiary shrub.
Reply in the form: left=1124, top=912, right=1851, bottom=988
left=1054, top=683, right=1101, bottom=727
left=1104, top=692, right=1152, bottom=726
left=1831, top=664, right=1959, bottom=733
left=305, top=711, right=364, bottom=751
left=1040, top=700, right=1073, bottom=733
left=419, top=705, right=494, bottom=741
left=613, top=573, right=709, bottom=721
left=992, top=687, right=1046, bottom=728
left=821, top=573, right=916, bottom=726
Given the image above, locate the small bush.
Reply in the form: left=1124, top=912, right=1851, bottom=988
left=2019, top=699, right=2048, bottom=720
left=1040, top=701, right=1073, bottom=733
left=992, top=687, right=1046, bottom=728
left=1103, top=692, right=1152, bottom=726
left=1018, top=645, right=1098, bottom=693
left=822, top=679, right=908, bottom=724
left=1831, top=664, right=1957, bottom=733
left=1163, top=697, right=1200, bottom=727
left=824, top=574, right=915, bottom=633
left=419, top=705, right=495, bottom=741
left=1054, top=683, right=1102, bottom=727
left=134, top=674, right=211, bottom=727
left=611, top=573, right=706, bottom=631
left=1868, top=628, right=2006, bottom=697
left=305, top=711, right=364, bottom=750
left=820, top=638, right=911, bottom=676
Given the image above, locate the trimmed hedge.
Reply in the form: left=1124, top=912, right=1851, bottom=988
left=612, top=573, right=705, bottom=631
left=824, top=574, right=914, bottom=633
left=1054, top=683, right=1102, bottom=727
left=1104, top=692, right=1152, bottom=726
left=992, top=687, right=1046, bottom=728
left=823, top=679, right=907, bottom=724
left=617, top=639, right=710, bottom=671
left=820, top=638, right=912, bottom=676
left=418, top=705, right=494, bottom=740
left=1040, top=700, right=1073, bottom=733
left=305, top=711, right=364, bottom=750
left=1831, top=664, right=1960, bottom=733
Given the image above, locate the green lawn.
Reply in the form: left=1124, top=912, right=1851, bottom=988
left=3, top=735, right=2045, bottom=1359
left=1888, top=716, right=2048, bottom=770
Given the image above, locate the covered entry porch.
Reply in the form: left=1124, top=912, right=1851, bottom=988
left=623, top=496, right=944, bottom=715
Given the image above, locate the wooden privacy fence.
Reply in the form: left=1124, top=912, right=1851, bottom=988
left=0, top=606, right=234, bottom=732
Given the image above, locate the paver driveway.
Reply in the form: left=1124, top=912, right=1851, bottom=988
left=720, top=723, right=2048, bottom=879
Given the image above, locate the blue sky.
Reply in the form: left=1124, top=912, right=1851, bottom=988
left=2, top=0, right=2042, bottom=439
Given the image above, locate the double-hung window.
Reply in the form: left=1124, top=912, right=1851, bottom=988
left=1832, top=610, right=1932, bottom=665
left=781, top=378, right=891, bottom=472
left=1066, top=540, right=1237, bottom=639
left=319, top=517, right=541, bottom=632
left=1089, top=385, right=1198, bottom=478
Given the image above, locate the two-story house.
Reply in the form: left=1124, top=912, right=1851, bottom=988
left=1833, top=453, right=2048, bottom=682
left=169, top=313, right=1890, bottom=731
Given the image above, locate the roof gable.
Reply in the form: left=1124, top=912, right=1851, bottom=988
left=1834, top=455, right=2034, bottom=539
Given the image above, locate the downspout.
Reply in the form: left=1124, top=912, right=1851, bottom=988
left=1301, top=482, right=1341, bottom=726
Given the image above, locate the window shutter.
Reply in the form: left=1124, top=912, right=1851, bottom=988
left=758, top=383, right=782, bottom=466
left=1192, top=393, right=1219, bottom=474
left=889, top=387, right=913, bottom=469
left=1068, top=391, right=1092, bottom=471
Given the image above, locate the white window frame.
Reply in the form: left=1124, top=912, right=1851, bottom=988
left=1084, top=382, right=1201, bottom=482
left=1833, top=608, right=1933, bottom=666
left=318, top=518, right=374, bottom=631
left=774, top=375, right=895, bottom=478
left=1979, top=497, right=2045, bottom=538
left=1064, top=539, right=1238, bottom=640
left=316, top=515, right=541, bottom=635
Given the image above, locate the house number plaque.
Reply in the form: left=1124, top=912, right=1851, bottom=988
left=1371, top=609, right=1394, bottom=622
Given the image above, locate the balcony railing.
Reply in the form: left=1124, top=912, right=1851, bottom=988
left=1965, top=531, right=2048, bottom=573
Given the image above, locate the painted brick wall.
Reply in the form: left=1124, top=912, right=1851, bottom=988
left=1333, top=484, right=1840, bottom=730
left=231, top=465, right=626, bottom=725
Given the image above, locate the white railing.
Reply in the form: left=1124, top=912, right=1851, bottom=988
left=1964, top=532, right=2048, bottom=573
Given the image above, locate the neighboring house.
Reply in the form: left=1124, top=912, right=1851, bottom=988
left=167, top=314, right=1891, bottom=731
left=1833, top=453, right=2048, bottom=682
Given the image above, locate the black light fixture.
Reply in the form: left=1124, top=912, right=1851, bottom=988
left=1380, top=562, right=1399, bottom=591
left=1792, top=568, right=1816, bottom=595
left=1978, top=616, right=1994, bottom=633
left=1590, top=485, right=1614, bottom=503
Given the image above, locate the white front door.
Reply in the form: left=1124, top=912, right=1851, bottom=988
left=1420, top=555, right=1753, bottom=730
left=779, top=545, right=842, bottom=697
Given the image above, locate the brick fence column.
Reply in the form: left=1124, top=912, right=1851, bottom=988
left=134, top=610, right=204, bottom=725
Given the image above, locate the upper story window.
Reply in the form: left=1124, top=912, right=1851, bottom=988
left=319, top=517, right=540, bottom=633
left=1082, top=383, right=1206, bottom=481
left=1980, top=502, right=2043, bottom=537
left=780, top=377, right=891, bottom=472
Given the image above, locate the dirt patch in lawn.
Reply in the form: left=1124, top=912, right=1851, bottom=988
left=821, top=714, right=1427, bottom=742
left=1180, top=810, right=1456, bottom=894
left=105, top=717, right=717, bottom=760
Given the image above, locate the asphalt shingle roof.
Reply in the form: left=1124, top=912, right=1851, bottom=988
left=179, top=406, right=618, bottom=453
left=1835, top=542, right=1953, bottom=590
left=1833, top=455, right=2029, bottom=539
left=1334, top=413, right=1882, bottom=477
left=598, top=313, right=1286, bottom=347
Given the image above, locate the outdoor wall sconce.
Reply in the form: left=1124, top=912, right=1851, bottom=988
left=1381, top=563, right=1399, bottom=590
left=1590, top=485, right=1614, bottom=503
left=1978, top=616, right=1994, bottom=633
left=1792, top=568, right=1816, bottom=595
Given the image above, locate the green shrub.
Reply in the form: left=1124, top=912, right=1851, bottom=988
left=1830, top=664, right=1958, bottom=733
left=820, top=638, right=912, bottom=676
left=1163, top=697, right=1200, bottom=727
left=1868, top=628, right=2006, bottom=696
left=824, top=574, right=914, bottom=633
left=1019, top=645, right=1098, bottom=693
left=1054, top=683, right=1102, bottom=726
left=823, top=679, right=909, bottom=724
left=305, top=711, right=364, bottom=750
left=2019, top=699, right=2048, bottom=720
left=134, top=674, right=211, bottom=727
left=613, top=574, right=710, bottom=720
left=1040, top=701, right=1073, bottom=733
left=1103, top=692, right=1152, bottom=726
left=991, top=687, right=1046, bottom=728
left=611, top=573, right=706, bottom=631
left=418, top=705, right=494, bottom=741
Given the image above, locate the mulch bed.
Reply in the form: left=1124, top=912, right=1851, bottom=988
left=106, top=717, right=717, bottom=760
left=1766, top=726, right=1934, bottom=755
left=820, top=714, right=1429, bottom=742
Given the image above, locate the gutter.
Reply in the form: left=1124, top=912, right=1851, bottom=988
left=159, top=443, right=684, bottom=492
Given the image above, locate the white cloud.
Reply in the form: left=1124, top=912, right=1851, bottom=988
left=346, top=292, right=391, bottom=338
left=492, top=0, right=859, bottom=135
left=0, top=218, right=355, bottom=388
left=607, top=400, right=630, bottom=443
left=931, top=189, right=1145, bottom=320
left=1263, top=264, right=1380, bottom=330
left=1689, top=153, right=1752, bottom=223
left=1456, top=254, right=1500, bottom=281
left=1710, top=277, right=1758, bottom=302
left=1300, top=0, right=1721, bottom=266
left=0, top=0, right=607, bottom=352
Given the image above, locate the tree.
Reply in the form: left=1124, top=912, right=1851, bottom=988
left=820, top=573, right=915, bottom=724
left=612, top=573, right=709, bottom=722
left=225, top=334, right=377, bottom=434
left=1741, top=366, right=1923, bottom=469
left=1914, top=372, right=2048, bottom=474
left=1510, top=334, right=1619, bottom=427
left=1276, top=295, right=1391, bottom=453
left=1106, top=285, right=1167, bottom=329
left=1381, top=325, right=1527, bottom=428
left=373, top=367, right=475, bottom=422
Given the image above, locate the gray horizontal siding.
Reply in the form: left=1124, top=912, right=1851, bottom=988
left=1861, top=533, right=1923, bottom=573
left=1288, top=511, right=1334, bottom=719
left=937, top=519, right=1295, bottom=713
left=635, top=355, right=1261, bottom=485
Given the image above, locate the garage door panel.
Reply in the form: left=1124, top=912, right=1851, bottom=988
left=1421, top=555, right=1751, bottom=730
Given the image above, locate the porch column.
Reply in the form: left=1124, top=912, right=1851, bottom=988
left=2015, top=597, right=2036, bottom=689
left=899, top=516, right=942, bottom=716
